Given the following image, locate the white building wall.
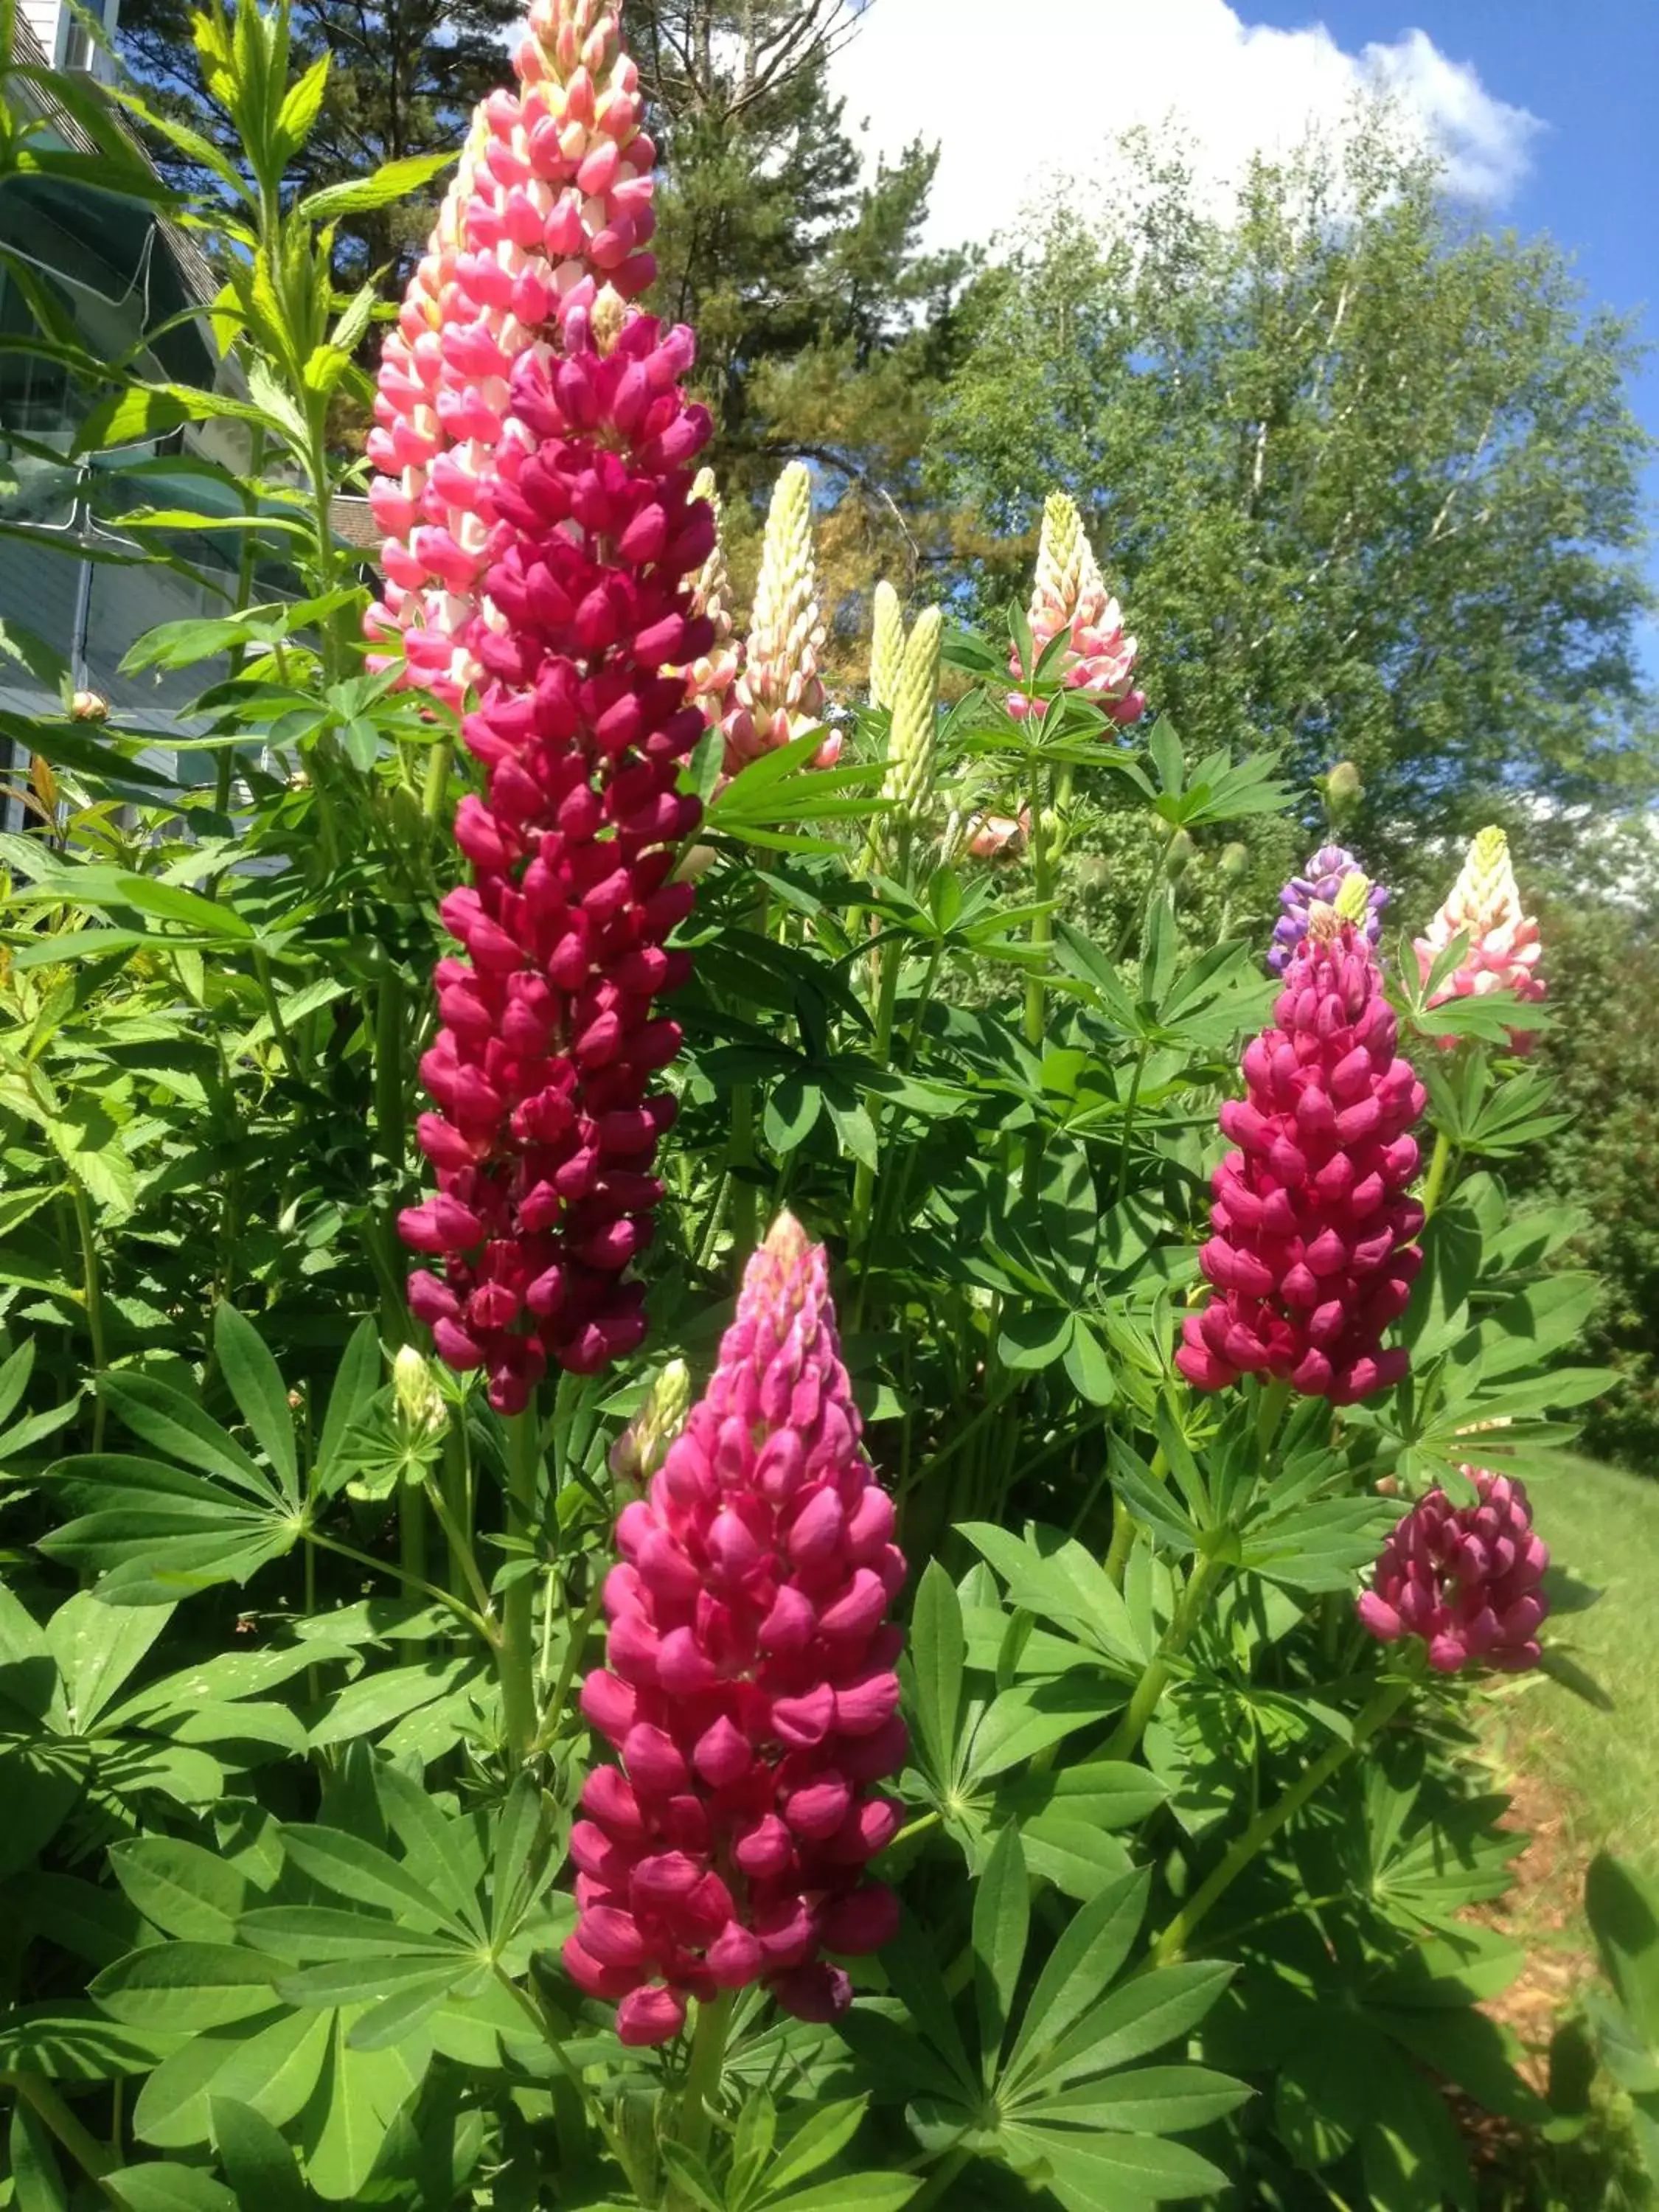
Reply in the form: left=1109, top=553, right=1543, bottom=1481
left=18, top=0, right=64, bottom=65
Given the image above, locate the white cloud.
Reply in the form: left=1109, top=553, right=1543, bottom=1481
left=827, top=1, right=1543, bottom=251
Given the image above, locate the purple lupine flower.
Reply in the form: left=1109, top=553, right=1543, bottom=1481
left=1269, top=844, right=1389, bottom=975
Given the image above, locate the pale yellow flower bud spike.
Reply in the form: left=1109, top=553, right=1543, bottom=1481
left=869, top=580, right=905, bottom=714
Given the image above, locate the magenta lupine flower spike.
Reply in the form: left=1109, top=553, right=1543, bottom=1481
left=1269, top=844, right=1390, bottom=976
left=366, top=0, right=661, bottom=703
left=564, top=1211, right=907, bottom=2047
left=1413, top=827, right=1545, bottom=1050
left=1357, top=1467, right=1549, bottom=1673
left=1178, top=893, right=1427, bottom=1403
left=1008, top=491, right=1146, bottom=727
left=390, top=8, right=717, bottom=1410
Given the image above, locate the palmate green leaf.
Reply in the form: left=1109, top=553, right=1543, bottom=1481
left=302, top=2010, right=431, bottom=2202
left=762, top=2182, right=919, bottom=2212
left=44, top=1589, right=171, bottom=1728
left=908, top=1561, right=964, bottom=1786
left=276, top=1948, right=476, bottom=2009
left=374, top=1764, right=487, bottom=1938
left=92, top=1942, right=278, bottom=2030
left=1587, top=1854, right=1659, bottom=2056
left=1006, top=1870, right=1150, bottom=2088
left=1016, top=2065, right=1251, bottom=2132
left=964, top=1680, right=1121, bottom=1786
left=958, top=1522, right=1143, bottom=1667
left=213, top=1303, right=298, bottom=1502
left=313, top=1317, right=382, bottom=1498
left=0, top=2003, right=180, bottom=2081
left=1004, top=2121, right=1226, bottom=2205
left=490, top=1772, right=551, bottom=1951
left=110, top=1837, right=248, bottom=1944
left=210, top=2098, right=310, bottom=2212
left=96, top=1370, right=265, bottom=1490
left=10, top=2097, right=68, bottom=2212
left=1041, top=1962, right=1235, bottom=2087
left=757, top=2098, right=869, bottom=2197
left=106, top=2166, right=238, bottom=2212
left=307, top=1655, right=481, bottom=1750
left=134, top=2006, right=331, bottom=2152
left=973, top=1823, right=1030, bottom=2087
left=278, top=1823, right=462, bottom=1937
left=877, top=1919, right=978, bottom=2098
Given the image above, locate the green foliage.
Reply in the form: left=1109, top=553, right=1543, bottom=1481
left=0, top=6, right=1632, bottom=2208
left=928, top=124, right=1657, bottom=886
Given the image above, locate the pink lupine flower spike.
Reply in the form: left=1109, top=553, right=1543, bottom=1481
left=1358, top=1467, right=1549, bottom=1673
left=1414, top=826, right=1545, bottom=1051
left=564, top=1211, right=907, bottom=2046
left=1178, top=886, right=1427, bottom=1404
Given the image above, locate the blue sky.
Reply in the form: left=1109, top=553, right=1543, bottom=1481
left=1247, top=0, right=1659, bottom=676
left=837, top=0, right=1658, bottom=681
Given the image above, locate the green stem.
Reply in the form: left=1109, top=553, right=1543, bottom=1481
left=672, top=1990, right=734, bottom=2193
left=1254, top=1377, right=1293, bottom=1462
left=728, top=1083, right=757, bottom=1267
left=850, top=925, right=907, bottom=1313
left=1020, top=757, right=1054, bottom=1197
left=303, top=1526, right=494, bottom=1645
left=891, top=1809, right=940, bottom=1851
left=1151, top=1678, right=1414, bottom=1964
left=531, top=1579, right=605, bottom=1758
left=1105, top=1549, right=1226, bottom=1760
left=900, top=1377, right=1022, bottom=1501
left=437, top=1427, right=474, bottom=1601
left=1420, top=1128, right=1455, bottom=1220
left=1104, top=1500, right=1138, bottom=1587
left=1114, top=1037, right=1152, bottom=1206
left=421, top=734, right=453, bottom=824
left=499, top=1406, right=543, bottom=1765
left=69, top=1185, right=105, bottom=1451
left=1022, top=756, right=1052, bottom=1054
left=2, top=2073, right=119, bottom=2200
left=908, top=2145, right=975, bottom=2212
left=253, top=947, right=296, bottom=1069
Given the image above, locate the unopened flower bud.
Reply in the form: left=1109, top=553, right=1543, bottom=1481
left=1164, top=827, right=1196, bottom=882
left=868, top=580, right=904, bottom=713
left=1219, top=841, right=1249, bottom=880
left=70, top=689, right=108, bottom=723
left=394, top=1344, right=447, bottom=1435
left=1324, top=759, right=1362, bottom=819
left=880, top=605, right=942, bottom=827
left=608, top=1357, right=692, bottom=1488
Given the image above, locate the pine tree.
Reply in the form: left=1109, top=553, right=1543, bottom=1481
left=633, top=2, right=971, bottom=643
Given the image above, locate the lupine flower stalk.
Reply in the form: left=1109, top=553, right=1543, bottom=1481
left=386, top=1, right=717, bottom=1410
left=564, top=1211, right=906, bottom=2046
left=366, top=0, right=661, bottom=704
left=1357, top=1467, right=1548, bottom=1673
left=674, top=467, right=742, bottom=736
left=1268, top=844, right=1389, bottom=976
left=724, top=462, right=835, bottom=773
left=1178, top=883, right=1427, bottom=1403
left=877, top=606, right=942, bottom=832
left=1413, top=826, right=1545, bottom=1048
left=1008, top=490, right=1146, bottom=726
left=868, top=580, right=904, bottom=713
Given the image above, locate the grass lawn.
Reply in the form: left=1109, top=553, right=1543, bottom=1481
left=1489, top=1452, right=1659, bottom=1880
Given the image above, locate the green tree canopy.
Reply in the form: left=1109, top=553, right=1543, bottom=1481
left=928, top=122, right=1657, bottom=880
left=115, top=0, right=521, bottom=288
